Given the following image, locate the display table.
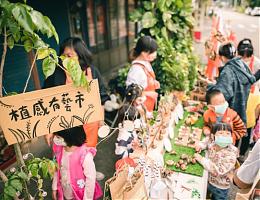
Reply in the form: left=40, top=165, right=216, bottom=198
left=104, top=97, right=208, bottom=200
left=129, top=108, right=208, bottom=199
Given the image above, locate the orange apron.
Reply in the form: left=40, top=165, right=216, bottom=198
left=66, top=67, right=100, bottom=147
left=134, top=62, right=159, bottom=112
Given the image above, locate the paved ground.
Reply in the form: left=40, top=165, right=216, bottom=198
left=194, top=8, right=260, bottom=65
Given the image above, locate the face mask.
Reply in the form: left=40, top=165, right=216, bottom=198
left=53, top=136, right=66, bottom=146
left=215, top=135, right=232, bottom=148
left=214, top=101, right=228, bottom=115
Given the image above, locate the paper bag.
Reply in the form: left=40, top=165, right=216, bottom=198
left=104, top=176, right=116, bottom=200
left=123, top=174, right=148, bottom=200
left=235, top=170, right=260, bottom=200
left=109, top=169, right=128, bottom=200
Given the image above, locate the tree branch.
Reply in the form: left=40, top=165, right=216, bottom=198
left=0, top=169, right=8, bottom=182
left=23, top=51, right=38, bottom=93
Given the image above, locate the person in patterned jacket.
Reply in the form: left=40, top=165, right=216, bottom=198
left=195, top=123, right=239, bottom=200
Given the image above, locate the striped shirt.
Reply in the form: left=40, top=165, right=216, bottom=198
left=203, top=108, right=246, bottom=143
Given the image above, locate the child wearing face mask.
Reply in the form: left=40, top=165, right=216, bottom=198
left=202, top=89, right=246, bottom=144
left=194, top=123, right=239, bottom=200
left=52, top=126, right=102, bottom=200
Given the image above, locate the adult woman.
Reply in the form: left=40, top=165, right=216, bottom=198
left=126, top=36, right=160, bottom=117
left=43, top=37, right=110, bottom=147
left=208, top=42, right=256, bottom=125
left=237, top=38, right=260, bottom=159
left=237, top=38, right=260, bottom=91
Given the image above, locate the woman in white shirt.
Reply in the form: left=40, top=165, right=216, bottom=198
left=126, top=36, right=160, bottom=117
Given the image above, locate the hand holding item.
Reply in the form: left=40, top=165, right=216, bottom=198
left=195, top=143, right=202, bottom=153
left=194, top=153, right=203, bottom=162
left=203, top=127, right=211, bottom=136
left=45, top=133, right=54, bottom=147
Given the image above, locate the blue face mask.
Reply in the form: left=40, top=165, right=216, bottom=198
left=215, top=135, right=232, bottom=148
left=214, top=101, right=229, bottom=115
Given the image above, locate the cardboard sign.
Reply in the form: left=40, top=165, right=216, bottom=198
left=0, top=79, right=103, bottom=145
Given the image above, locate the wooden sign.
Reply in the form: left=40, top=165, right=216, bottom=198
left=0, top=80, right=103, bottom=145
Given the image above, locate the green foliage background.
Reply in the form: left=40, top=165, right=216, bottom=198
left=129, top=0, right=199, bottom=92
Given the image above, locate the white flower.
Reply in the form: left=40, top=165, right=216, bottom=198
left=10, top=167, right=16, bottom=173
left=16, top=191, right=21, bottom=196
left=77, top=179, right=85, bottom=189
left=29, top=195, right=35, bottom=200
left=23, top=154, right=29, bottom=160
left=42, top=191, right=47, bottom=197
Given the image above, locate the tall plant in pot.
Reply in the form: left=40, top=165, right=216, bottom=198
left=0, top=0, right=89, bottom=199
left=129, top=0, right=199, bottom=92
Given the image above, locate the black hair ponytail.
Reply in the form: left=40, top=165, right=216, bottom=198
left=237, top=38, right=254, bottom=58
left=129, top=36, right=158, bottom=61
left=219, top=43, right=236, bottom=59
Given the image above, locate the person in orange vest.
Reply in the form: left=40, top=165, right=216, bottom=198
left=43, top=37, right=111, bottom=148
left=126, top=36, right=160, bottom=118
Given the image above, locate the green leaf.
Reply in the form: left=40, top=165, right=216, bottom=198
left=129, top=9, right=143, bottom=22
left=4, top=185, right=16, bottom=197
left=161, top=27, right=168, bottom=40
left=42, top=56, right=56, bottom=78
left=176, top=0, right=184, bottom=8
left=143, top=1, right=154, bottom=10
left=149, top=27, right=160, bottom=36
left=49, top=48, right=58, bottom=63
left=12, top=5, right=34, bottom=34
left=24, top=39, right=33, bottom=52
left=17, top=171, right=27, bottom=180
left=80, top=71, right=89, bottom=91
left=166, top=19, right=177, bottom=32
left=141, top=12, right=157, bottom=28
left=166, top=0, right=172, bottom=7
left=47, top=160, right=56, bottom=177
left=63, top=57, right=82, bottom=86
left=7, top=36, right=14, bottom=49
left=157, top=0, right=167, bottom=12
left=38, top=178, right=43, bottom=189
left=162, top=12, right=172, bottom=22
left=29, top=163, right=39, bottom=177
left=41, top=161, right=48, bottom=178
left=7, top=19, right=20, bottom=41
left=37, top=48, right=49, bottom=60
left=10, top=179, right=23, bottom=192
left=43, top=16, right=59, bottom=44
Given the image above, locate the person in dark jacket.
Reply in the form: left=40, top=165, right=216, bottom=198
left=43, top=37, right=111, bottom=148
left=208, top=43, right=256, bottom=125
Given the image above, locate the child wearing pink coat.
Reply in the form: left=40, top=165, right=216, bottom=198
left=52, top=125, right=102, bottom=200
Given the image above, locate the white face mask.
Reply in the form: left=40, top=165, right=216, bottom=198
left=53, top=136, right=67, bottom=146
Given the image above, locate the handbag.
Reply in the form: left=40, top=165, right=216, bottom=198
left=235, top=170, right=260, bottom=200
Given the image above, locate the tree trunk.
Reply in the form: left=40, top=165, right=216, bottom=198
left=0, top=27, right=7, bottom=97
